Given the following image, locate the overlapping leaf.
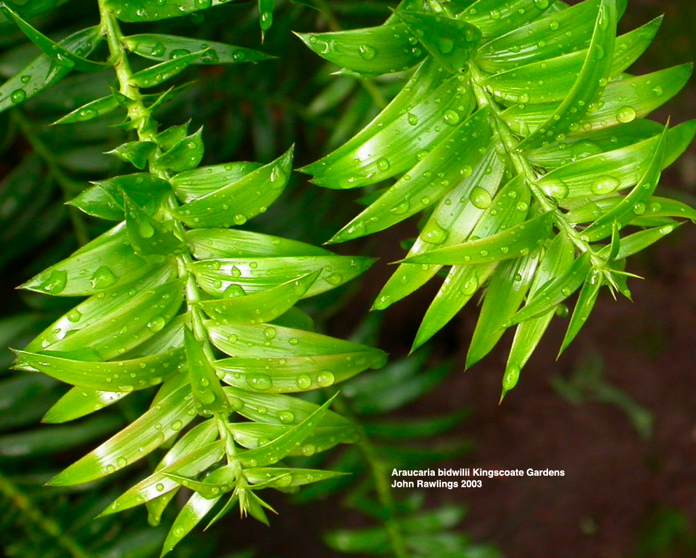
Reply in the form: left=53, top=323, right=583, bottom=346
left=301, top=0, right=695, bottom=395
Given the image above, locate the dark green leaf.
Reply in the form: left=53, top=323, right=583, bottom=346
left=0, top=4, right=108, bottom=73
left=124, top=34, right=273, bottom=65
left=175, top=147, right=293, bottom=228
left=184, top=327, right=232, bottom=416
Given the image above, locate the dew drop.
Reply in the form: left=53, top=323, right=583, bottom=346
left=263, top=327, right=276, bottom=340
left=541, top=179, right=569, bottom=200
left=224, top=284, right=246, bottom=298
left=326, top=273, right=343, bottom=286
left=358, top=44, right=377, bottom=60
left=91, top=266, right=117, bottom=290
left=138, top=220, right=155, bottom=238
left=470, top=186, right=492, bottom=209
left=67, top=309, right=82, bottom=322
left=316, top=371, right=335, bottom=387
left=246, top=373, right=272, bottom=390
left=503, top=365, right=521, bottom=391
left=571, top=140, right=602, bottom=161
left=443, top=109, right=460, bottom=126
left=461, top=275, right=478, bottom=295
left=590, top=176, right=620, bottom=195
left=10, top=89, right=26, bottom=104
left=422, top=222, right=448, bottom=245
left=376, top=158, right=390, bottom=171
left=278, top=411, right=294, bottom=423
left=633, top=202, right=646, bottom=215
left=41, top=269, right=68, bottom=294
left=616, top=106, right=637, bottom=124
left=436, top=37, right=454, bottom=54
left=407, top=112, right=418, bottom=126
left=296, top=374, right=312, bottom=389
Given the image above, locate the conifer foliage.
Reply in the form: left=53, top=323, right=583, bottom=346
left=301, top=0, right=695, bottom=396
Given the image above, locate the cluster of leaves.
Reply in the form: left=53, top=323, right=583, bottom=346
left=0, top=0, right=389, bottom=554
left=301, top=0, right=696, bottom=397
left=290, top=318, right=497, bottom=557
left=1, top=0, right=694, bottom=555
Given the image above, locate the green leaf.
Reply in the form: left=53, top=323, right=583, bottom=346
left=244, top=467, right=345, bottom=489
left=186, top=228, right=330, bottom=259
left=70, top=172, right=171, bottom=221
left=404, top=212, right=554, bottom=266
left=130, top=51, right=206, bottom=88
left=395, top=10, right=481, bottom=73
left=124, top=34, right=273, bottom=65
left=13, top=348, right=185, bottom=392
left=26, top=276, right=184, bottom=361
left=259, top=0, right=275, bottom=38
left=466, top=250, right=542, bottom=368
left=460, top=0, right=559, bottom=38
left=602, top=223, right=682, bottom=261
left=231, top=395, right=336, bottom=468
left=105, top=439, right=224, bottom=516
left=527, top=119, right=664, bottom=169
left=42, top=387, right=130, bottom=423
left=20, top=223, right=157, bottom=296
left=558, top=269, right=603, bottom=355
left=307, top=73, right=474, bottom=190
left=0, top=26, right=101, bottom=113
left=25, top=265, right=176, bottom=354
left=196, top=271, right=320, bottom=325
left=146, top=420, right=219, bottom=525
left=363, top=410, right=468, bottom=440
left=535, top=120, right=695, bottom=204
left=483, top=17, right=662, bottom=105
left=223, top=386, right=353, bottom=427
left=175, top=147, right=293, bottom=228
left=517, top=0, right=618, bottom=150
left=184, top=327, right=231, bottom=416
left=374, top=144, right=506, bottom=309
left=505, top=232, right=575, bottom=384
left=582, top=124, right=668, bottom=241
left=207, top=321, right=385, bottom=359
left=295, top=23, right=425, bottom=76
left=48, top=384, right=196, bottom=486
left=300, top=59, right=447, bottom=178
left=106, top=0, right=235, bottom=22
left=107, top=140, right=157, bottom=170
left=190, top=255, right=375, bottom=299
left=505, top=65, right=693, bottom=138
left=52, top=93, right=121, bottom=125
left=172, top=162, right=262, bottom=203
left=508, top=252, right=592, bottom=326
left=156, top=122, right=189, bottom=149
left=156, top=127, right=205, bottom=173
left=161, top=490, right=221, bottom=555
left=125, top=195, right=186, bottom=257
left=164, top=464, right=237, bottom=499
left=215, top=345, right=385, bottom=393
left=228, top=422, right=355, bottom=455
left=412, top=175, right=532, bottom=348
left=476, top=0, right=609, bottom=73
left=329, top=107, right=493, bottom=243
left=0, top=4, right=108, bottom=73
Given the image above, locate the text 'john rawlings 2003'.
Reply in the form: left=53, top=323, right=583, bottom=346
left=390, top=468, right=565, bottom=489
